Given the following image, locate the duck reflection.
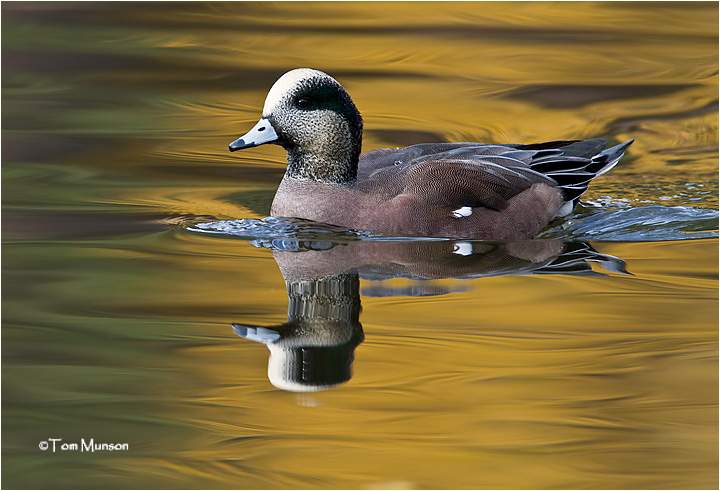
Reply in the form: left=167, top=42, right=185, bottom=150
left=233, top=270, right=363, bottom=393
left=233, top=240, right=628, bottom=392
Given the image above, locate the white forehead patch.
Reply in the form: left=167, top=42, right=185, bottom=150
left=262, top=68, right=336, bottom=116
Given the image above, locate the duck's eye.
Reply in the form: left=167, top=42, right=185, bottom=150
left=295, top=97, right=313, bottom=110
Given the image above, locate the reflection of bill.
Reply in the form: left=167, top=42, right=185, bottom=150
left=233, top=239, right=629, bottom=392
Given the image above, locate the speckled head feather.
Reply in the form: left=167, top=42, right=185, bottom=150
left=260, top=68, right=363, bottom=183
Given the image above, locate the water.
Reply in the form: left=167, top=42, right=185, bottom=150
left=3, top=2, right=718, bottom=489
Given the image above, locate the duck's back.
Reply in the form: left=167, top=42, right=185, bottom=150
left=359, top=139, right=611, bottom=194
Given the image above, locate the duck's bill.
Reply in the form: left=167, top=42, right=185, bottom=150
left=229, top=118, right=279, bottom=151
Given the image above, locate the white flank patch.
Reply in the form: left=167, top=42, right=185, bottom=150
left=453, top=242, right=473, bottom=256
left=452, top=206, right=473, bottom=218
left=262, top=68, right=335, bottom=116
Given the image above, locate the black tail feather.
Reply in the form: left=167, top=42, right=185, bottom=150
left=529, top=139, right=634, bottom=202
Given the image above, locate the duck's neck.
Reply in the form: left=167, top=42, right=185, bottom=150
left=281, top=103, right=364, bottom=185
left=285, top=150, right=359, bottom=184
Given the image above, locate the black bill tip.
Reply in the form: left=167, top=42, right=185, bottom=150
left=228, top=140, right=245, bottom=152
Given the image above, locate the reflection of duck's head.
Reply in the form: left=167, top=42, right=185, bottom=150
left=233, top=322, right=362, bottom=393
left=233, top=272, right=364, bottom=392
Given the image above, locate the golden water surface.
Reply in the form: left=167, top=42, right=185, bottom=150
left=3, top=2, right=718, bottom=489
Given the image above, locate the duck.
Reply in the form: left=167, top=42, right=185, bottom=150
left=229, top=68, right=633, bottom=239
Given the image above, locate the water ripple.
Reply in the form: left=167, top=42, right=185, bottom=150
left=539, top=205, right=719, bottom=241
left=189, top=206, right=718, bottom=243
left=189, top=216, right=376, bottom=243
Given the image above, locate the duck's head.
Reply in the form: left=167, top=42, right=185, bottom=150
left=230, top=68, right=363, bottom=183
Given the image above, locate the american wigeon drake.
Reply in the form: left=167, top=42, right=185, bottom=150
left=229, top=68, right=633, bottom=239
